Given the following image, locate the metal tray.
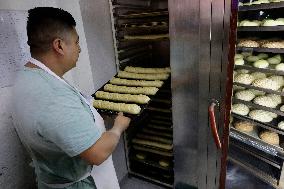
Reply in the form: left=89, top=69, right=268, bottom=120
left=235, top=64, right=284, bottom=76
left=234, top=82, right=284, bottom=96
left=238, top=26, right=284, bottom=32
left=236, top=47, right=284, bottom=53
left=238, top=2, right=284, bottom=11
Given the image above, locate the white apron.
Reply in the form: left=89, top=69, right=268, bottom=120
left=29, top=57, right=120, bottom=189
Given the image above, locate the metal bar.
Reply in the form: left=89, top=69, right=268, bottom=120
left=238, top=2, right=284, bottom=11
left=238, top=26, right=284, bottom=32
left=236, top=47, right=284, bottom=54
left=235, top=64, right=284, bottom=76
left=234, top=82, right=284, bottom=96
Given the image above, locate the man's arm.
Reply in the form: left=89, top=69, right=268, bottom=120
left=80, top=112, right=130, bottom=165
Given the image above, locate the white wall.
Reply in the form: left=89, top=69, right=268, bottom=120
left=0, top=1, right=98, bottom=188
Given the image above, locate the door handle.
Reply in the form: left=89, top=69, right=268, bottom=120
left=208, top=100, right=222, bottom=149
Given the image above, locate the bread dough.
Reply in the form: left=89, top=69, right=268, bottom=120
left=275, top=63, right=284, bottom=71
left=278, top=121, right=284, bottom=130
left=235, top=58, right=245, bottom=65
left=257, top=53, right=269, bottom=59
left=259, top=131, right=280, bottom=145
left=253, top=59, right=269, bottom=68
left=104, top=84, right=159, bottom=95
left=266, top=94, right=282, bottom=105
left=239, top=20, right=261, bottom=27
left=236, top=69, right=250, bottom=74
left=249, top=110, right=274, bottom=123
left=246, top=55, right=260, bottom=62
left=117, top=71, right=169, bottom=80
left=267, top=57, right=281, bottom=65
left=95, top=91, right=150, bottom=104
left=93, top=100, right=141, bottom=114
left=124, top=66, right=171, bottom=74
left=110, top=78, right=164, bottom=87
left=132, top=138, right=173, bottom=150
left=159, top=160, right=170, bottom=167
left=247, top=89, right=266, bottom=96
left=237, top=40, right=259, bottom=48
left=262, top=41, right=284, bottom=49
left=253, top=96, right=278, bottom=108
left=231, top=104, right=250, bottom=116
left=262, top=19, right=280, bottom=26
left=234, top=74, right=254, bottom=85
left=269, top=75, right=284, bottom=87
left=136, top=153, right=146, bottom=160
left=241, top=52, right=253, bottom=57
left=235, top=90, right=255, bottom=101
left=252, top=78, right=280, bottom=90
left=251, top=72, right=266, bottom=80
left=234, top=121, right=255, bottom=133
left=235, top=54, right=244, bottom=59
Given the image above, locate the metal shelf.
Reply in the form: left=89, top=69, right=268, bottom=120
left=118, top=11, right=168, bottom=19
left=238, top=26, right=284, bottom=32
left=233, top=82, right=284, bottom=96
left=236, top=47, right=284, bottom=53
left=233, top=98, right=284, bottom=117
left=235, top=64, right=284, bottom=76
left=230, top=127, right=284, bottom=157
left=231, top=113, right=284, bottom=136
left=238, top=2, right=284, bottom=11
left=118, top=36, right=169, bottom=42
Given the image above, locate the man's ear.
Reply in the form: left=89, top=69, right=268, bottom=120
left=52, top=38, right=64, bottom=55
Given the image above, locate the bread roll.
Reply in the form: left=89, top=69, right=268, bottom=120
left=249, top=110, right=274, bottom=123
left=267, top=57, right=281, bottom=65
left=235, top=58, right=245, bottom=65
left=247, top=89, right=266, bottom=96
left=136, top=153, right=146, bottom=160
left=234, top=74, right=254, bottom=85
left=253, top=96, right=278, bottom=108
left=253, top=59, right=269, bottom=68
left=252, top=78, right=280, bottom=90
left=259, top=131, right=280, bottom=145
left=269, top=75, right=284, bottom=87
left=235, top=90, right=255, bottom=101
left=118, top=71, right=169, bottom=80
left=237, top=40, right=259, bottom=48
left=110, top=78, right=164, bottom=87
left=235, top=54, right=244, bottom=59
left=104, top=84, right=158, bottom=95
left=232, top=104, right=250, bottom=116
left=250, top=72, right=266, bottom=80
left=266, top=94, right=282, bottom=105
left=234, top=121, right=255, bottom=133
left=246, top=55, right=260, bottom=62
left=278, top=121, right=284, bottom=130
left=159, top=160, right=170, bottom=167
left=124, top=66, right=171, bottom=74
left=132, top=138, right=173, bottom=150
left=257, top=53, right=269, bottom=59
left=93, top=100, right=141, bottom=114
left=262, top=41, right=284, bottom=49
left=95, top=91, right=150, bottom=104
left=275, top=63, right=284, bottom=71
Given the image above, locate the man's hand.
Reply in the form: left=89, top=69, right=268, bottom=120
left=111, top=112, right=131, bottom=136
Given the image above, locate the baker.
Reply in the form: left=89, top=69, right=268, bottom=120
left=11, top=7, right=130, bottom=189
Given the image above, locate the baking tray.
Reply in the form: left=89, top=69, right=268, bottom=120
left=236, top=47, right=284, bottom=53
left=238, top=2, right=284, bottom=11
left=235, top=64, right=284, bottom=76
left=231, top=113, right=284, bottom=136
left=238, top=26, right=284, bottom=32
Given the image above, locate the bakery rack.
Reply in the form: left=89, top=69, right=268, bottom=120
left=105, top=0, right=173, bottom=187
left=230, top=1, right=284, bottom=188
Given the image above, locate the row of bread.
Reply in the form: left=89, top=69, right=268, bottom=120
left=234, top=52, right=283, bottom=70
left=232, top=103, right=279, bottom=123
left=239, top=0, right=284, bottom=6
left=238, top=18, right=284, bottom=27
left=234, top=71, right=284, bottom=91
left=93, top=66, right=171, bottom=114
left=234, top=89, right=284, bottom=109
left=134, top=152, right=171, bottom=168
left=237, top=38, right=284, bottom=48
left=232, top=120, right=281, bottom=146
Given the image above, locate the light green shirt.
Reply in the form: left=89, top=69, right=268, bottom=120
left=11, top=67, right=100, bottom=189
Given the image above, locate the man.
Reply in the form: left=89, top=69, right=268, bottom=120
left=11, top=7, right=130, bottom=189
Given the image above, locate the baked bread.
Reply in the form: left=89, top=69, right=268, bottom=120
left=246, top=55, right=260, bottom=62
left=234, top=74, right=254, bottom=85
left=235, top=69, right=250, bottom=74
left=234, top=121, right=255, bottom=133
left=159, top=160, right=170, bottom=167
left=249, top=110, right=274, bottom=123
left=132, top=138, right=173, bottom=150
left=231, top=104, right=250, bottom=116
left=124, top=66, right=171, bottom=74
left=95, top=91, right=150, bottom=104
left=104, top=84, right=159, bottom=95
left=259, top=131, right=280, bottom=145
left=253, top=96, right=278, bottom=108
left=235, top=90, right=255, bottom=101
left=261, top=41, right=284, bottom=49
left=267, top=57, right=281, bottom=65
left=257, top=53, right=269, bottom=59
left=136, top=153, right=146, bottom=160
left=252, top=78, right=280, bottom=90
left=280, top=105, right=284, bottom=112
left=247, top=89, right=266, bottom=96
left=235, top=54, right=244, bottom=59
left=110, top=78, right=164, bottom=87
left=235, top=58, right=245, bottom=65
left=117, top=71, right=169, bottom=80
left=93, top=100, right=141, bottom=114
left=237, top=40, right=259, bottom=48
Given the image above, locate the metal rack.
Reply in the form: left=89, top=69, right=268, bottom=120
left=230, top=1, right=284, bottom=188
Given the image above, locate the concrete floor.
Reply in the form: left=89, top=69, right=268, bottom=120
left=120, top=161, right=274, bottom=189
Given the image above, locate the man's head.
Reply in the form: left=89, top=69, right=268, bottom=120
left=27, top=7, right=81, bottom=71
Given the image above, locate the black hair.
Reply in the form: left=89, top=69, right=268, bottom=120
left=27, top=7, right=76, bottom=55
